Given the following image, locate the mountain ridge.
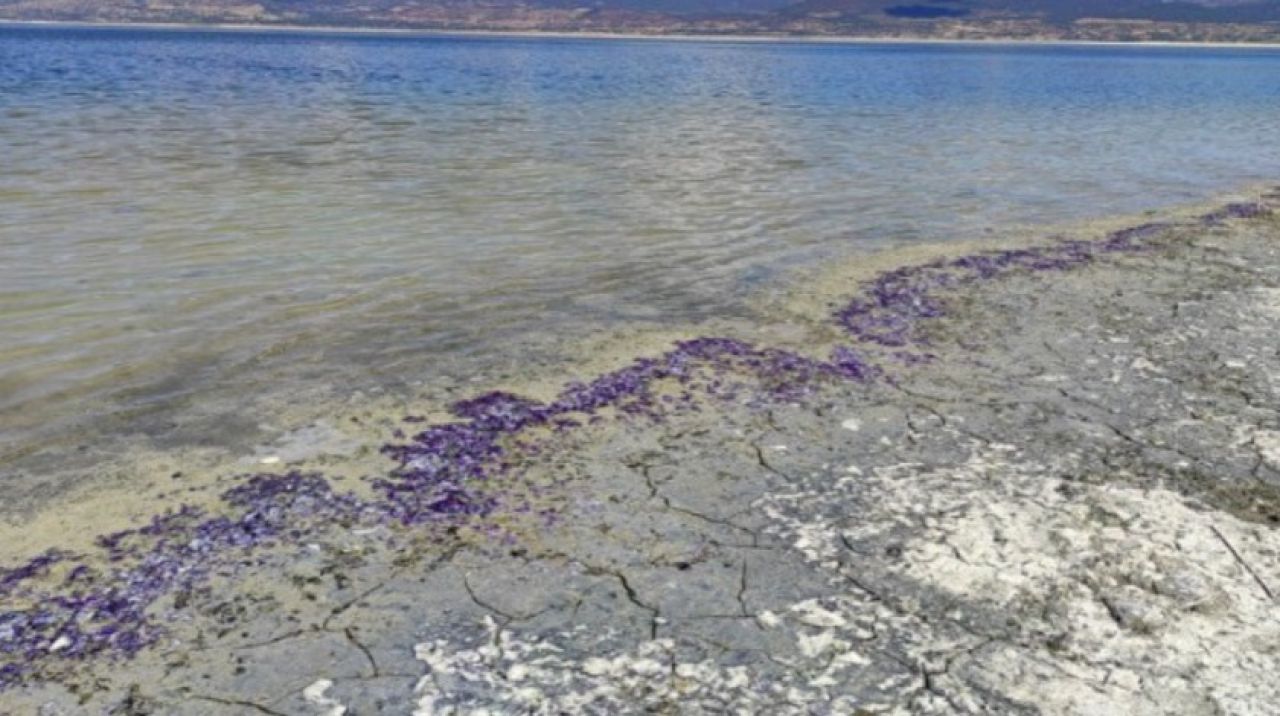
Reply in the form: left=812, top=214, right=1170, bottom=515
left=4, top=0, right=1280, bottom=42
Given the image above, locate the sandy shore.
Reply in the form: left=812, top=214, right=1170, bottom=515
left=4, top=190, right=1280, bottom=714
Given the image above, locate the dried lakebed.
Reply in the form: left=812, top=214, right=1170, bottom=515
left=5, top=192, right=1280, bottom=714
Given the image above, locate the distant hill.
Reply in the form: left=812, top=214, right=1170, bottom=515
left=781, top=0, right=1280, bottom=23
left=3, top=0, right=1280, bottom=42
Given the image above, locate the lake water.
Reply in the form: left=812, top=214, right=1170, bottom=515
left=2, top=25, right=1279, bottom=473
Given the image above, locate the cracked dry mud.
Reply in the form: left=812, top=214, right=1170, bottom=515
left=8, top=201, right=1280, bottom=715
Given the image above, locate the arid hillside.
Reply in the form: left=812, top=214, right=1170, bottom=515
left=3, top=0, right=1280, bottom=41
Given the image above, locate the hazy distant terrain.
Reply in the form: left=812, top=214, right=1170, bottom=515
left=3, top=0, right=1280, bottom=41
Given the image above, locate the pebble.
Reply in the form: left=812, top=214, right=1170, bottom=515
left=757, top=610, right=782, bottom=628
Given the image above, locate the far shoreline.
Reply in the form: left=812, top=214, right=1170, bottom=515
left=4, top=17, right=1280, bottom=50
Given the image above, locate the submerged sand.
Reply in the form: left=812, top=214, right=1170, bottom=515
left=4, top=189, right=1280, bottom=714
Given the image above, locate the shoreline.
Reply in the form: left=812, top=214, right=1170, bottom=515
left=4, top=18, right=1280, bottom=50
left=1, top=186, right=1267, bottom=563
left=2, top=188, right=1279, bottom=711
left=0, top=185, right=1269, bottom=560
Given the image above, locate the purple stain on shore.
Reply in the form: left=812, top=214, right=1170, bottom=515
left=0, top=551, right=67, bottom=595
left=0, top=473, right=393, bottom=686
left=1200, top=201, right=1271, bottom=225
left=0, top=203, right=1268, bottom=690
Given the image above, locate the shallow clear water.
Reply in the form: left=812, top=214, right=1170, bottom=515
left=2, top=26, right=1279, bottom=460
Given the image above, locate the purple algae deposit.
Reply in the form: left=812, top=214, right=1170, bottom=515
left=0, top=202, right=1267, bottom=690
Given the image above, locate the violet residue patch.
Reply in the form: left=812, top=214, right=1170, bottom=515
left=0, top=202, right=1268, bottom=690
left=1200, top=202, right=1272, bottom=225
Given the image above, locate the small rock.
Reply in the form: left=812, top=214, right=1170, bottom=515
left=628, top=658, right=666, bottom=676
left=1101, top=586, right=1166, bottom=633
left=756, top=610, right=782, bottom=629
left=797, top=630, right=836, bottom=658
left=791, top=600, right=847, bottom=628
left=1157, top=567, right=1229, bottom=613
